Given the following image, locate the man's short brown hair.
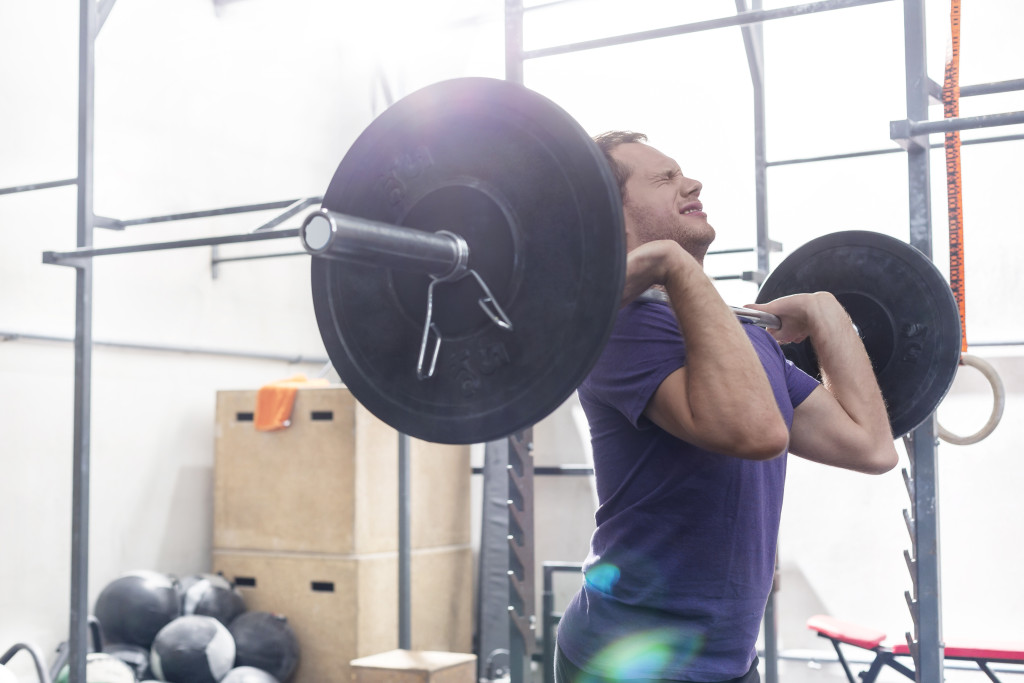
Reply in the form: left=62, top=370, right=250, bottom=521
left=593, top=131, right=648, bottom=200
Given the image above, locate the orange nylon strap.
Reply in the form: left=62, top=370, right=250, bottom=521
left=943, top=0, right=967, bottom=352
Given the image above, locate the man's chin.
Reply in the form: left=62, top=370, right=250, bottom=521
left=686, top=229, right=716, bottom=262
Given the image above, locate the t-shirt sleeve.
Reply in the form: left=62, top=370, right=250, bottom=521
left=784, top=357, right=820, bottom=408
left=583, top=302, right=686, bottom=429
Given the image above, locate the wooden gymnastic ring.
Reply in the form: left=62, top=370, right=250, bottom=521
left=937, top=353, right=1005, bottom=446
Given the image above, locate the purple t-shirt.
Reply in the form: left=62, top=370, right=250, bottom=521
left=558, top=300, right=819, bottom=682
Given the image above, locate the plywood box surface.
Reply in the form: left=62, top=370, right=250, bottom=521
left=213, top=548, right=474, bottom=683
left=351, top=650, right=476, bottom=683
left=213, top=387, right=470, bottom=554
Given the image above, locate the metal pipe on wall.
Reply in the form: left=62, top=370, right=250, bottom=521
left=67, top=1, right=97, bottom=681
left=0, top=329, right=329, bottom=365
left=521, top=0, right=893, bottom=61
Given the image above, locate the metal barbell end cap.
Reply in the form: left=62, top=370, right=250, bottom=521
left=300, top=210, right=335, bottom=254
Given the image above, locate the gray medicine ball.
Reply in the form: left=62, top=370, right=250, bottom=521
left=150, top=615, right=235, bottom=683
left=222, top=666, right=281, bottom=683
left=179, top=573, right=246, bottom=627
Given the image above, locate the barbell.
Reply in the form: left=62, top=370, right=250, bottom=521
left=301, top=77, right=963, bottom=444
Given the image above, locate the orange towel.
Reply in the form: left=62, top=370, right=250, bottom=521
left=254, top=374, right=330, bottom=431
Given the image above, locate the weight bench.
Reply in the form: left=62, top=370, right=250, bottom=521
left=807, top=614, right=1024, bottom=682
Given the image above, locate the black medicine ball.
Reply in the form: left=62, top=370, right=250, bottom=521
left=94, top=570, right=181, bottom=648
left=229, top=612, right=299, bottom=683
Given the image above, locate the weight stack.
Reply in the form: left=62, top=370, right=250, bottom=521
left=211, top=387, right=473, bottom=683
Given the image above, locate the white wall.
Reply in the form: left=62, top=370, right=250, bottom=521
left=2, top=1, right=1022, bottom=682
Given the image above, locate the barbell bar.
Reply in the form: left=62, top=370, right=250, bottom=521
left=305, top=77, right=965, bottom=445
left=299, top=209, right=781, bottom=334
left=636, top=287, right=782, bottom=330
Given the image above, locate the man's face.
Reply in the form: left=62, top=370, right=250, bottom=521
left=611, top=142, right=715, bottom=261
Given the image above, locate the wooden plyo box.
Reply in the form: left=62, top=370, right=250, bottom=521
left=213, top=387, right=471, bottom=555
left=351, top=650, right=476, bottom=683
left=213, top=548, right=475, bottom=683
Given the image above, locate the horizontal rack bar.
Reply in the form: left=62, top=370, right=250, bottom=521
left=969, top=340, right=1024, bottom=348
left=961, top=78, right=1024, bottom=97
left=708, top=247, right=755, bottom=255
left=473, top=464, right=594, bottom=476
left=907, top=110, right=1024, bottom=136
left=46, top=218, right=761, bottom=267
left=930, top=77, right=1024, bottom=100
left=768, top=132, right=1024, bottom=167
left=211, top=251, right=307, bottom=266
left=522, top=0, right=892, bottom=60
left=0, top=178, right=78, bottom=196
left=524, top=0, right=583, bottom=11
left=97, top=197, right=319, bottom=229
left=44, top=228, right=300, bottom=264
left=712, top=273, right=761, bottom=282
left=253, top=197, right=322, bottom=232
left=0, top=329, right=329, bottom=365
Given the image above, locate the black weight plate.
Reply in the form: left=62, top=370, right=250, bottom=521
left=311, top=78, right=625, bottom=444
left=756, top=230, right=961, bottom=438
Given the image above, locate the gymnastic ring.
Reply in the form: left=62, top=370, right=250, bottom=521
left=936, top=353, right=1005, bottom=446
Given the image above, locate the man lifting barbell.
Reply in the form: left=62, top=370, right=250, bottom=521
left=297, top=77, right=963, bottom=682
left=552, top=132, right=899, bottom=683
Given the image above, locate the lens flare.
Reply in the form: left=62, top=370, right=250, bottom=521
left=584, top=563, right=621, bottom=593
left=585, top=628, right=704, bottom=680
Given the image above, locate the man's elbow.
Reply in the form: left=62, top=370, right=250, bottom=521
left=730, top=417, right=790, bottom=461
left=848, top=436, right=899, bottom=475
left=861, top=444, right=899, bottom=475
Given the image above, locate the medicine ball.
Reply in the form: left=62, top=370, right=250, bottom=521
left=179, top=573, right=246, bottom=627
left=150, top=615, right=235, bottom=683
left=94, top=570, right=181, bottom=648
left=54, top=652, right=137, bottom=683
left=104, top=642, right=152, bottom=680
left=229, top=612, right=299, bottom=683
left=222, top=666, right=281, bottom=683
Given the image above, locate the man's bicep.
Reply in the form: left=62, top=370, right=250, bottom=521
left=789, top=386, right=879, bottom=470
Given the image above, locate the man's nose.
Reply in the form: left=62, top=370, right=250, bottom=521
left=680, top=177, right=702, bottom=197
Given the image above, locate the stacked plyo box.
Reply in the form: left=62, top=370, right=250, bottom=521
left=212, top=386, right=473, bottom=683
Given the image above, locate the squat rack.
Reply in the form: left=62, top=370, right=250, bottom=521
left=6, top=2, right=1023, bottom=683
left=503, top=1, right=1024, bottom=682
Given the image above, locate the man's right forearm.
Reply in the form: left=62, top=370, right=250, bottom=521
left=666, top=254, right=786, bottom=448
left=806, top=293, right=895, bottom=454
